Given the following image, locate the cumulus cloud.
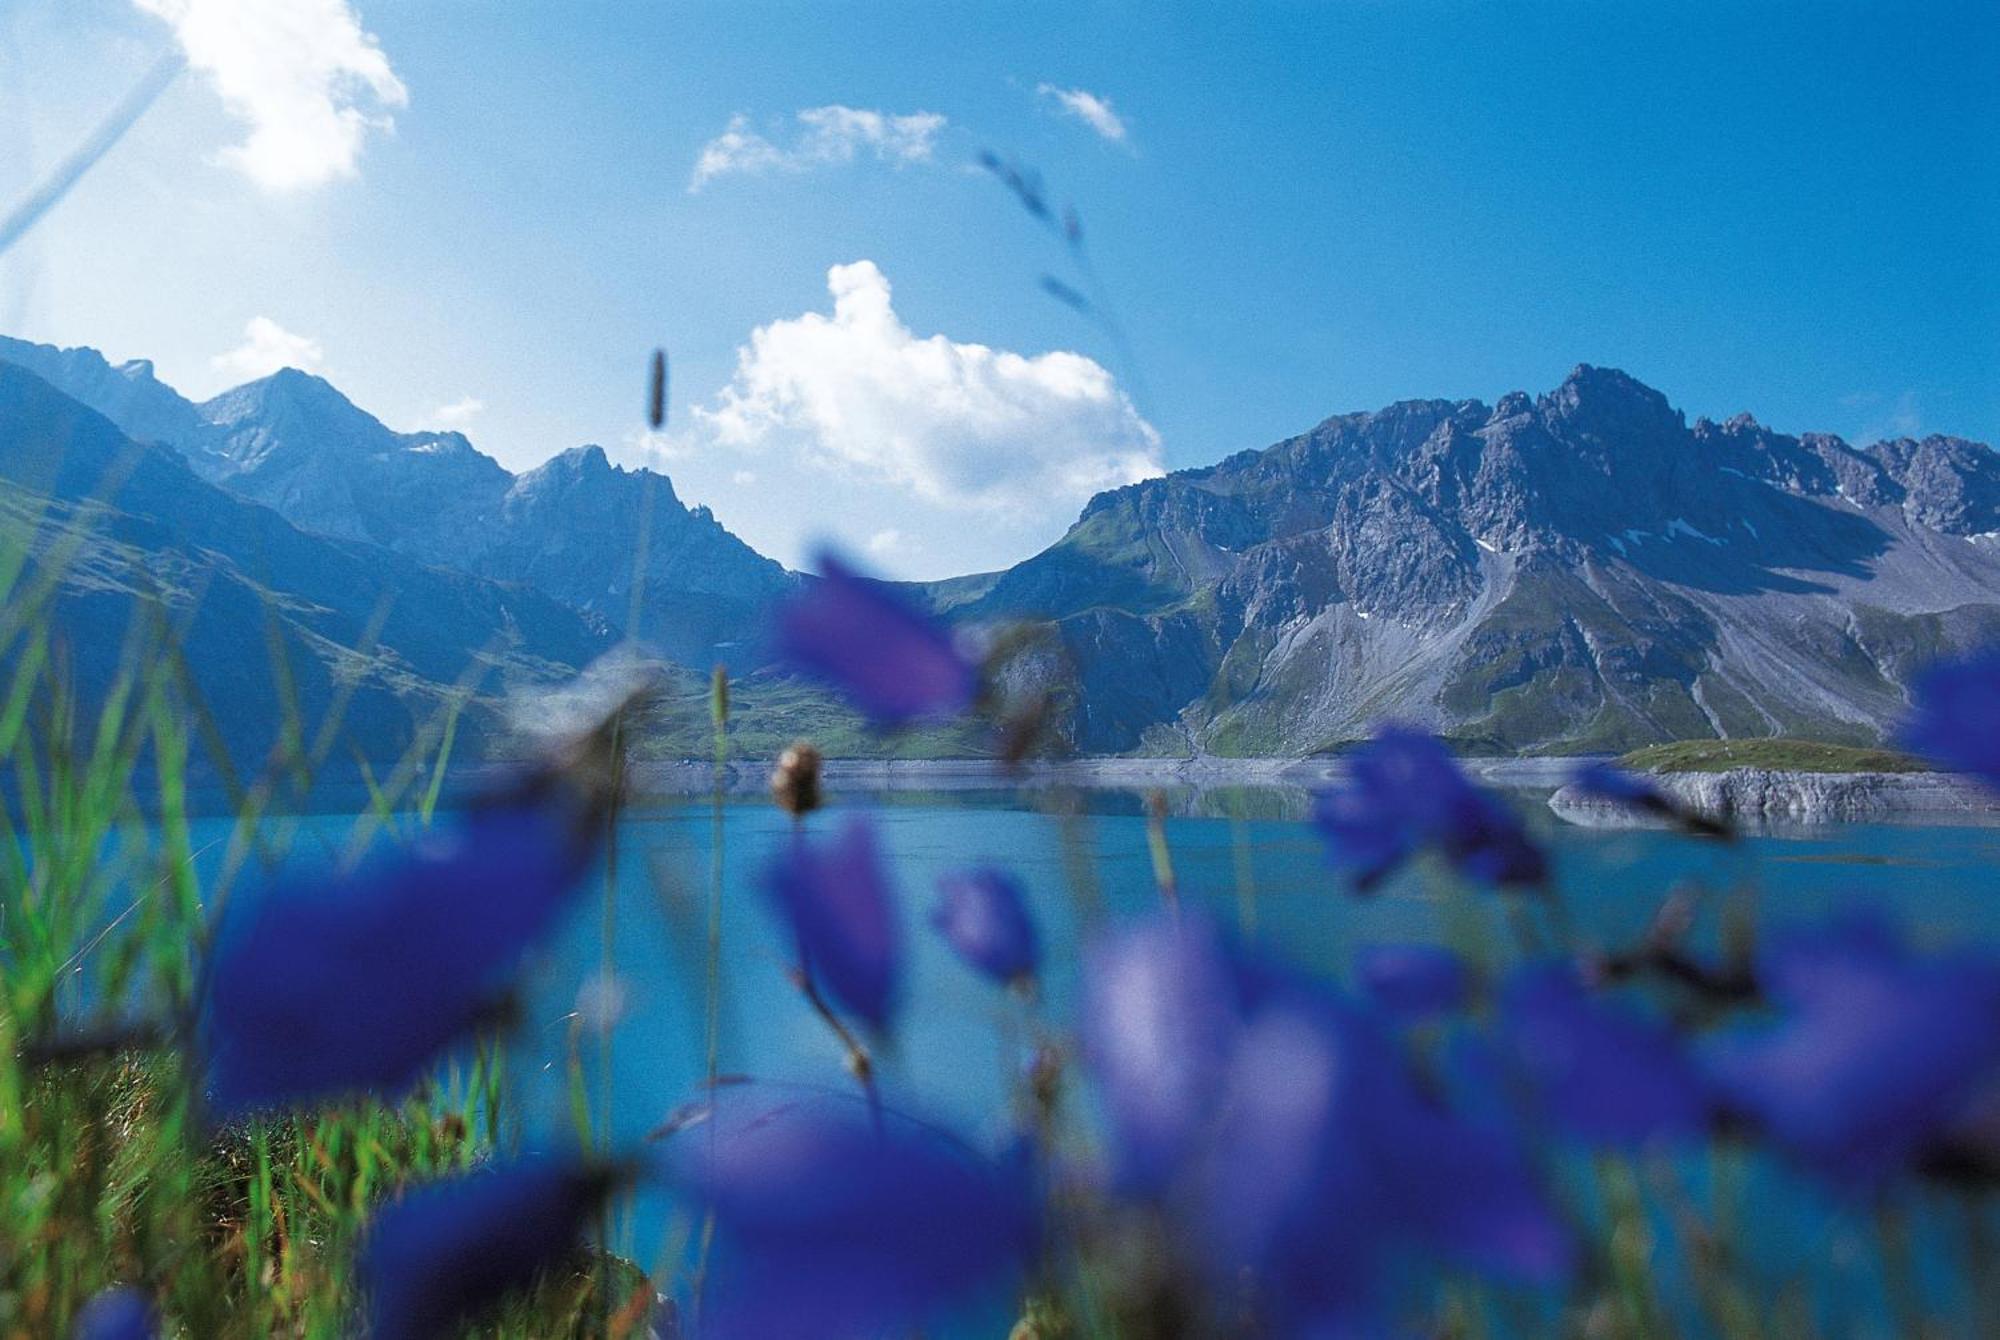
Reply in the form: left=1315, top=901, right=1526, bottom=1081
left=211, top=315, right=324, bottom=381
left=866, top=528, right=907, bottom=557
left=690, top=106, right=945, bottom=191
left=133, top=0, right=407, bottom=190
left=428, top=395, right=484, bottom=427
left=696, top=260, right=1162, bottom=513
left=1037, top=84, right=1128, bottom=143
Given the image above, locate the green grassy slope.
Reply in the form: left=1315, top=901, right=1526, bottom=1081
left=1616, top=739, right=1927, bottom=773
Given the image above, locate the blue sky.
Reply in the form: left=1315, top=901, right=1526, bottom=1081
left=3, top=1, right=1995, bottom=578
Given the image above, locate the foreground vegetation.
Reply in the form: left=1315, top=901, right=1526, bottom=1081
left=0, top=573, right=646, bottom=1334
left=7, top=516, right=2000, bottom=1338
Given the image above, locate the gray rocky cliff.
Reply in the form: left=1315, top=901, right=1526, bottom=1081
left=1549, top=769, right=2000, bottom=826
left=950, top=365, right=2000, bottom=755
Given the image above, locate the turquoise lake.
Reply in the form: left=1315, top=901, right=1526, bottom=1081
left=177, top=787, right=2000, bottom=1334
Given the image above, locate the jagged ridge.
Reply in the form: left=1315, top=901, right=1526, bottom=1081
left=0, top=338, right=796, bottom=668
left=0, top=361, right=613, bottom=764
left=953, top=365, right=2000, bottom=754
left=6, top=333, right=1995, bottom=758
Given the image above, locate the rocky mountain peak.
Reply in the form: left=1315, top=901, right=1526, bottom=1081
left=1873, top=434, right=2000, bottom=535
left=1537, top=364, right=1685, bottom=441
left=553, top=443, right=614, bottom=475
left=202, top=366, right=359, bottom=427
left=201, top=368, right=388, bottom=452
left=512, top=445, right=684, bottom=508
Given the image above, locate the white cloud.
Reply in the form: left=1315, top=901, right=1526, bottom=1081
left=133, top=0, right=407, bottom=191
left=429, top=395, right=484, bottom=427
left=690, top=106, right=945, bottom=191
left=211, top=315, right=324, bottom=381
left=731, top=469, right=758, bottom=487
left=866, top=528, right=907, bottom=557
left=695, top=260, right=1162, bottom=514
left=1037, top=84, right=1128, bottom=143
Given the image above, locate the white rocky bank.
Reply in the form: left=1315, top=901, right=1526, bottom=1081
left=1549, top=768, right=2000, bottom=827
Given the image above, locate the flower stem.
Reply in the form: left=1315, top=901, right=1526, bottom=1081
left=1143, top=790, right=1178, bottom=915
left=790, top=965, right=881, bottom=1120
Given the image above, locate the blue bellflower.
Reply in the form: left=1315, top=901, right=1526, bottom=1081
left=653, top=1083, right=1036, bottom=1339
left=198, top=792, right=597, bottom=1119
left=1898, top=648, right=2000, bottom=790
left=358, top=1155, right=622, bottom=1340
left=1702, top=917, right=2000, bottom=1188
left=774, top=552, right=981, bottom=727
left=1082, top=916, right=1571, bottom=1332
left=1354, top=943, right=1469, bottom=1021
left=1499, top=962, right=1709, bottom=1148
left=931, top=867, right=1040, bottom=985
left=762, top=818, right=904, bottom=1030
left=1312, top=728, right=1547, bottom=893
left=71, top=1287, right=155, bottom=1340
left=1080, top=915, right=1242, bottom=1195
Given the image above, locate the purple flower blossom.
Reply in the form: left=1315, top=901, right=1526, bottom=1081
left=1899, top=649, right=2000, bottom=790
left=1312, top=728, right=1547, bottom=892
left=774, top=552, right=981, bottom=727
left=358, top=1155, right=623, bottom=1340
left=71, top=1287, right=155, bottom=1340
left=1498, top=963, right=1709, bottom=1148
left=762, top=818, right=904, bottom=1030
left=1702, top=917, right=2000, bottom=1187
left=198, top=791, right=598, bottom=1119
left=1082, top=916, right=1571, bottom=1330
left=931, top=867, right=1040, bottom=984
left=1080, top=915, right=1240, bottom=1193
left=1355, top=944, right=1468, bottom=1021
left=653, top=1083, right=1035, bottom=1339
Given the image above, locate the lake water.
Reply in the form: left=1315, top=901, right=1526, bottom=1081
left=180, top=785, right=2000, bottom=1333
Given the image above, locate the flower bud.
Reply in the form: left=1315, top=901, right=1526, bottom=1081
left=770, top=741, right=824, bottom=817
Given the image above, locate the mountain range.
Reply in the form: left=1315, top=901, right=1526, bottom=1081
left=0, top=359, right=607, bottom=766
left=954, top=367, right=2000, bottom=753
left=0, top=337, right=794, bottom=669
left=2, top=332, right=1994, bottom=762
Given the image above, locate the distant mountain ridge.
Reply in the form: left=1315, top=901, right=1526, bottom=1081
left=0, top=337, right=213, bottom=450
left=0, top=360, right=612, bottom=764
left=0, top=336, right=795, bottom=668
left=0, top=358, right=941, bottom=771
left=4, top=333, right=1995, bottom=759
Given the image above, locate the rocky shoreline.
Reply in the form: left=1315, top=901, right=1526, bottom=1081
left=630, top=755, right=2000, bottom=828
left=631, top=753, right=1586, bottom=798
left=634, top=755, right=1319, bottom=799
left=1548, top=768, right=2000, bottom=828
